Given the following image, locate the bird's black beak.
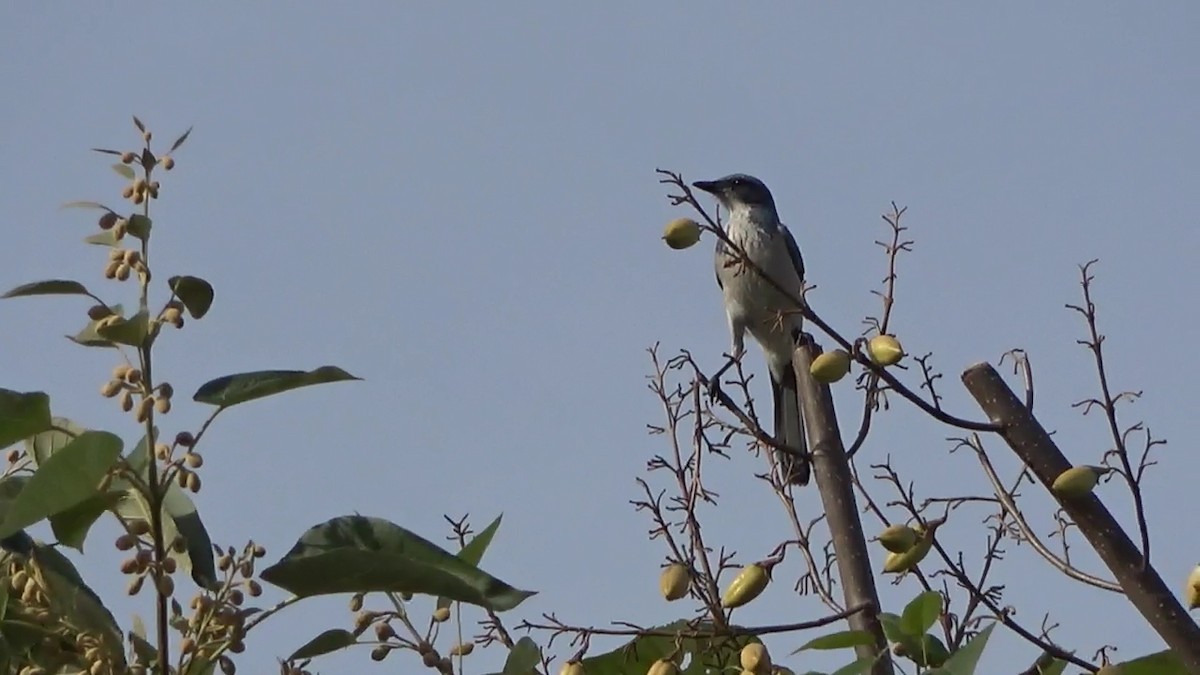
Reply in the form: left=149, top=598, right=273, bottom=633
left=691, top=180, right=721, bottom=195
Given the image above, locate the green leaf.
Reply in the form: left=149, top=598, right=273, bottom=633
left=830, top=656, right=879, bottom=675
left=899, top=591, right=943, bottom=637
left=0, top=390, right=52, bottom=449
left=437, top=514, right=502, bottom=611
left=937, top=622, right=994, bottom=675
left=61, top=200, right=111, bottom=211
left=84, top=230, right=121, bottom=247
left=288, top=628, right=358, bottom=660
left=0, top=431, right=122, bottom=540
left=127, top=214, right=152, bottom=241
left=130, top=614, right=157, bottom=666
left=1, top=280, right=91, bottom=299
left=67, top=304, right=124, bottom=348
left=260, top=515, right=535, bottom=612
left=29, top=542, right=124, bottom=664
left=169, top=126, right=193, bottom=154
left=194, top=366, right=361, bottom=408
left=50, top=491, right=123, bottom=551
left=118, top=435, right=217, bottom=588
left=501, top=636, right=541, bottom=675
left=96, top=309, right=151, bottom=347
left=1115, top=650, right=1188, bottom=675
left=1028, top=654, right=1068, bottom=675
left=577, top=620, right=756, bottom=675
left=168, top=275, right=214, bottom=319
left=25, top=417, right=86, bottom=466
left=112, top=164, right=136, bottom=180
left=793, top=630, right=876, bottom=653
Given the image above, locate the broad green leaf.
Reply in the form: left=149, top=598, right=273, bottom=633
left=2, top=280, right=90, bottom=299
left=119, top=435, right=217, bottom=588
left=96, top=309, right=151, bottom=347
left=0, top=390, right=52, bottom=449
left=1115, top=650, right=1188, bottom=675
left=112, top=163, right=136, bottom=180
left=438, top=514, right=503, bottom=611
left=793, top=630, right=876, bottom=652
left=29, top=542, right=124, bottom=664
left=194, top=366, right=361, bottom=408
left=67, top=304, right=124, bottom=348
left=1031, top=655, right=1068, bottom=675
left=168, top=275, right=214, bottom=319
left=288, top=628, right=358, bottom=660
left=830, top=656, right=878, bottom=675
left=260, top=515, right=535, bottom=611
left=127, top=214, right=152, bottom=241
left=937, top=622, right=994, bottom=675
left=578, top=620, right=756, bottom=675
left=501, top=636, right=540, bottom=675
left=0, top=431, right=122, bottom=540
left=899, top=591, right=943, bottom=637
left=50, top=491, right=123, bottom=551
left=26, top=417, right=86, bottom=466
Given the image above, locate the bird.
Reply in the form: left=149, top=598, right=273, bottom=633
left=692, top=173, right=810, bottom=486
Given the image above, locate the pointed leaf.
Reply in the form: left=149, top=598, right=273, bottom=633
left=111, top=164, right=136, bottom=180
left=793, top=630, right=876, bottom=653
left=0, top=390, right=52, bottom=449
left=96, top=309, right=151, bottom=347
left=899, top=591, right=943, bottom=637
left=830, top=657, right=879, bottom=675
left=31, top=542, right=124, bottom=661
left=127, top=214, right=152, bottom=241
left=2, top=280, right=90, bottom=299
left=50, top=491, right=123, bottom=551
left=132, top=115, right=145, bottom=132
left=168, top=275, right=214, bottom=319
left=118, top=436, right=217, bottom=588
left=169, top=126, right=193, bottom=154
left=67, top=304, right=124, bottom=348
left=194, top=366, right=361, bottom=408
left=0, top=431, right=122, bottom=540
left=130, top=614, right=157, bottom=666
left=61, top=200, right=112, bottom=211
left=501, top=636, right=541, bottom=675
left=938, top=622, right=994, bottom=675
left=85, top=230, right=121, bottom=247
left=288, top=628, right=358, bottom=660
left=1115, top=650, right=1188, bottom=675
left=25, top=417, right=86, bottom=466
left=91, top=148, right=124, bottom=157
left=438, top=514, right=502, bottom=611
left=260, top=515, right=535, bottom=611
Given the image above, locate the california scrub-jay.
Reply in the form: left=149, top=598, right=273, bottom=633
left=693, top=174, right=810, bottom=486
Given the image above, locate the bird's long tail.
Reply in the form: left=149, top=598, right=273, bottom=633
left=771, top=368, right=810, bottom=486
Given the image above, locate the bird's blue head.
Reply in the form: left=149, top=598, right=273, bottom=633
left=692, top=173, right=777, bottom=212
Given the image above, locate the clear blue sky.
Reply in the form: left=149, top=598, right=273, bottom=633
left=2, top=4, right=1197, bottom=673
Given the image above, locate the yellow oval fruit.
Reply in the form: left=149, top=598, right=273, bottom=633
left=647, top=658, right=679, bottom=675
left=810, top=350, right=851, bottom=383
left=1185, top=563, right=1200, bottom=610
left=1051, top=465, right=1103, bottom=498
left=877, top=524, right=919, bottom=554
left=883, top=531, right=933, bottom=574
left=659, top=563, right=690, bottom=601
left=432, top=607, right=451, bottom=622
left=739, top=643, right=771, bottom=674
left=721, top=564, right=770, bottom=609
left=662, top=217, right=702, bottom=250
left=559, top=661, right=586, bottom=675
left=867, top=335, right=904, bottom=366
